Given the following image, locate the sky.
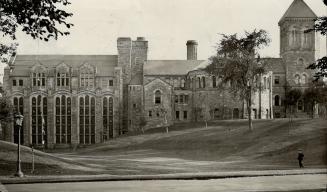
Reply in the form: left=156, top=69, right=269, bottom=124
left=0, top=0, right=326, bottom=81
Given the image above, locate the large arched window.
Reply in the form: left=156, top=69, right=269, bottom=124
left=181, top=79, right=185, bottom=88
left=263, top=77, right=267, bottom=89
left=298, top=58, right=304, bottom=66
left=289, top=27, right=297, bottom=46
left=202, top=77, right=206, bottom=88
left=274, top=95, right=280, bottom=106
left=103, top=97, right=114, bottom=141
left=79, top=95, right=96, bottom=144
left=198, top=77, right=201, bottom=88
left=302, top=74, right=307, bottom=84
left=55, top=95, right=71, bottom=144
left=212, top=76, right=217, bottom=88
left=295, top=74, right=301, bottom=84
left=302, top=27, right=310, bottom=48
left=13, top=96, right=24, bottom=144
left=155, top=90, right=161, bottom=104
left=31, top=95, right=47, bottom=145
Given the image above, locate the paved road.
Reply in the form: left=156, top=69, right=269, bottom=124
left=5, top=174, right=327, bottom=192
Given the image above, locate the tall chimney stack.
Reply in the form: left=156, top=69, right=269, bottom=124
left=186, top=40, right=198, bottom=60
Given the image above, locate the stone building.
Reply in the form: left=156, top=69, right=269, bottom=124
left=1, top=0, right=317, bottom=148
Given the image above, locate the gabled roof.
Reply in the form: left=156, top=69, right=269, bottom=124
left=10, top=55, right=118, bottom=76
left=144, top=60, right=205, bottom=75
left=144, top=77, right=172, bottom=87
left=279, top=0, right=317, bottom=24
left=262, top=58, right=285, bottom=74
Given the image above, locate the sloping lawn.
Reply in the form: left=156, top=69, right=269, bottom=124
left=57, top=118, right=326, bottom=175
left=0, top=141, right=99, bottom=176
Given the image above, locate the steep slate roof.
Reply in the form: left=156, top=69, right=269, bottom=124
left=144, top=60, right=205, bottom=75
left=10, top=55, right=118, bottom=76
left=279, top=0, right=317, bottom=24
left=262, top=58, right=285, bottom=74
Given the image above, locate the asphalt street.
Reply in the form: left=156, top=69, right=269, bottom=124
left=4, top=174, right=327, bottom=192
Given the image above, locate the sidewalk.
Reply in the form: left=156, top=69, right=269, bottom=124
left=1, top=168, right=326, bottom=185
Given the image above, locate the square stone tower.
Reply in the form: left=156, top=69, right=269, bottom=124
left=279, top=0, right=317, bottom=88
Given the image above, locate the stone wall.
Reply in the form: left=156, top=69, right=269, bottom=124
left=143, top=79, right=173, bottom=129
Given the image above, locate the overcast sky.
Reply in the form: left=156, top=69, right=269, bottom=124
left=0, top=0, right=326, bottom=81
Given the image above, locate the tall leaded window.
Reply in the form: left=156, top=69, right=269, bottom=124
left=274, top=95, right=280, bottom=106
left=103, top=97, right=114, bottom=141
left=155, top=90, right=161, bottom=104
left=212, top=76, right=217, bottom=88
left=79, top=95, right=95, bottom=144
left=295, top=74, right=301, bottom=84
left=55, top=95, right=72, bottom=144
left=181, top=79, right=185, bottom=88
left=302, top=74, right=307, bottom=84
left=31, top=95, right=47, bottom=145
left=202, top=77, right=206, bottom=88
left=13, top=97, right=24, bottom=144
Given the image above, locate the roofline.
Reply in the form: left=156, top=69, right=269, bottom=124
left=278, top=0, right=318, bottom=25
left=146, top=60, right=206, bottom=62
left=144, top=77, right=172, bottom=87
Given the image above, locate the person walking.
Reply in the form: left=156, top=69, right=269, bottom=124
left=297, top=150, right=304, bottom=168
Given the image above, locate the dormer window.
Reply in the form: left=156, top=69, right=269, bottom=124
left=80, top=72, right=94, bottom=87
left=80, top=64, right=95, bottom=88
left=32, top=72, right=46, bottom=87
left=57, top=72, right=70, bottom=87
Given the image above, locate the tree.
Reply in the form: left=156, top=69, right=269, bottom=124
left=0, top=95, right=13, bottom=123
left=306, top=6, right=327, bottom=80
left=206, top=29, right=271, bottom=131
left=285, top=88, right=302, bottom=114
left=303, top=81, right=327, bottom=118
left=284, top=88, right=302, bottom=134
left=0, top=0, right=73, bottom=62
left=139, top=116, right=147, bottom=134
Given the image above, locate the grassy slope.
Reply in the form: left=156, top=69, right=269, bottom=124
left=0, top=141, right=96, bottom=176
left=82, top=118, right=327, bottom=169
left=1, top=118, right=326, bottom=175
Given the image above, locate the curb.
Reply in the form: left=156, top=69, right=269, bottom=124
left=1, top=170, right=326, bottom=185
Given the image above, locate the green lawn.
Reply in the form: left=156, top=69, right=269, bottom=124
left=1, top=118, right=326, bottom=176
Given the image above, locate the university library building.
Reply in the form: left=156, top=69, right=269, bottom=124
left=1, top=0, right=322, bottom=148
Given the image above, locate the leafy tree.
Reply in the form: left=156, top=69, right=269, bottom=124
left=284, top=88, right=302, bottom=134
left=285, top=88, right=302, bottom=115
left=303, top=81, right=327, bottom=118
left=206, top=29, right=271, bottom=131
left=0, top=94, right=13, bottom=123
left=0, top=0, right=73, bottom=62
left=139, top=116, right=147, bottom=134
left=306, top=5, right=327, bottom=80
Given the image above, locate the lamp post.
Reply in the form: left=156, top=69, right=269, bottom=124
left=14, top=113, right=24, bottom=177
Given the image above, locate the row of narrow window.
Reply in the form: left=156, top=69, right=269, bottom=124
left=13, top=95, right=114, bottom=145
left=289, top=29, right=311, bottom=47
left=176, top=111, right=188, bottom=120
left=175, top=94, right=189, bottom=104
left=28, top=73, right=114, bottom=88
left=12, top=79, right=24, bottom=86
